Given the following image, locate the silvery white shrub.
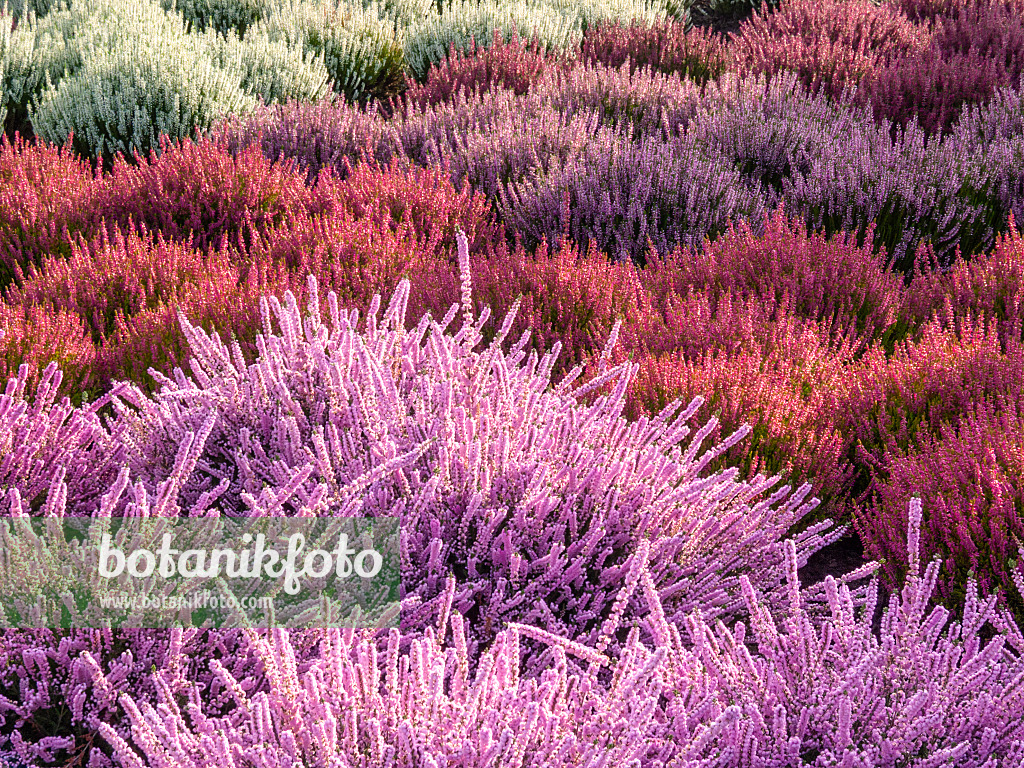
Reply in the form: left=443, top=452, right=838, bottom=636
left=542, top=0, right=670, bottom=32
left=255, top=0, right=406, bottom=104
left=29, top=30, right=257, bottom=163
left=201, top=25, right=333, bottom=105
left=362, top=0, right=431, bottom=32
left=3, top=0, right=194, bottom=135
left=0, top=0, right=57, bottom=23
left=159, top=0, right=277, bottom=38
left=403, top=0, right=580, bottom=81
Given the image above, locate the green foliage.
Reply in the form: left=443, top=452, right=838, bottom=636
left=256, top=0, right=408, bottom=105
left=160, top=0, right=276, bottom=38
left=201, top=25, right=334, bottom=105
left=29, top=30, right=257, bottom=168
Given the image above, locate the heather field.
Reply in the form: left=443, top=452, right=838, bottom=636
left=3, top=0, right=1024, bottom=763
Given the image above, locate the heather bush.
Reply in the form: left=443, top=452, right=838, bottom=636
left=0, top=133, right=102, bottom=290
left=0, top=300, right=94, bottom=399
left=399, top=26, right=558, bottom=111
left=684, top=70, right=880, bottom=209
left=327, top=156, right=503, bottom=260
left=99, top=501, right=1024, bottom=766
left=255, top=0, right=408, bottom=106
left=578, top=17, right=729, bottom=84
left=403, top=0, right=582, bottom=81
left=834, top=313, right=1024, bottom=531
left=200, top=24, right=334, bottom=106
left=858, top=0, right=1024, bottom=139
left=497, top=128, right=767, bottom=266
left=91, top=133, right=321, bottom=254
left=783, top=114, right=1002, bottom=275
left=1, top=0, right=197, bottom=141
left=532, top=54, right=707, bottom=140
left=605, top=297, right=858, bottom=530
left=639, top=205, right=911, bottom=353
left=730, top=0, right=928, bottom=102
left=864, top=398, right=1024, bottom=626
left=394, top=87, right=607, bottom=203
left=211, top=95, right=406, bottom=185
left=102, top=238, right=837, bottom=674
left=28, top=29, right=257, bottom=169
left=159, top=0, right=275, bottom=37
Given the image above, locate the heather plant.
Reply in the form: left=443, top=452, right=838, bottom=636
left=0, top=0, right=198, bottom=141
left=498, top=128, right=767, bottom=266
left=254, top=0, right=408, bottom=106
left=211, top=95, right=407, bottom=185
left=102, top=238, right=839, bottom=672
left=684, top=70, right=880, bottom=209
left=395, top=87, right=608, bottom=204
left=833, top=312, right=1024, bottom=532
left=902, top=213, right=1024, bottom=352
left=0, top=300, right=94, bottom=400
left=98, top=500, right=1024, bottom=765
left=0, top=132, right=103, bottom=291
left=532, top=54, right=707, bottom=141
left=403, top=0, right=583, bottom=82
left=579, top=17, right=729, bottom=84
left=200, top=24, right=334, bottom=106
left=858, top=0, right=1024, bottom=139
left=729, top=0, right=928, bottom=102
left=327, top=156, right=503, bottom=260
left=90, top=133, right=321, bottom=254
left=28, top=29, right=258, bottom=170
left=864, top=399, right=1024, bottom=626
left=159, top=0, right=275, bottom=37
left=398, top=26, right=558, bottom=111
left=639, top=205, right=911, bottom=353
left=604, top=297, right=859, bottom=530
left=783, top=114, right=1002, bottom=275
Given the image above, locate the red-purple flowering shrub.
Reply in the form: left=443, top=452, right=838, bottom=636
left=606, top=298, right=858, bottom=530
left=858, top=0, right=1024, bottom=138
left=211, top=95, right=407, bottom=186
left=0, top=302, right=95, bottom=401
left=91, top=133, right=323, bottom=255
left=399, top=27, right=561, bottom=112
left=834, top=312, right=1024, bottom=532
left=98, top=501, right=1024, bottom=766
left=638, top=205, right=912, bottom=353
left=578, top=18, right=729, bottom=85
left=903, top=213, right=1024, bottom=351
left=864, top=398, right=1024, bottom=625
left=325, top=157, right=503, bottom=261
left=0, top=133, right=103, bottom=290
left=730, top=0, right=929, bottom=101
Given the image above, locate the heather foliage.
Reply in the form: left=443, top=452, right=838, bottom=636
left=866, top=398, right=1024, bottom=626
left=533, top=55, right=707, bottom=140
left=255, top=0, right=408, bottom=105
left=399, top=27, right=558, bottom=110
left=783, top=114, right=1001, bottom=274
left=211, top=95, right=406, bottom=185
left=578, top=17, right=729, bottom=84
left=0, top=300, right=94, bottom=398
left=0, top=133, right=101, bottom=290
left=28, top=28, right=257, bottom=168
left=836, top=314, right=1024, bottom=555
left=497, top=127, right=766, bottom=265
left=200, top=24, right=334, bottom=106
left=640, top=206, right=911, bottom=354
left=160, top=0, right=275, bottom=37
left=730, top=0, right=928, bottom=102
left=92, top=133, right=321, bottom=254
left=859, top=0, right=1024, bottom=139
left=99, top=500, right=1024, bottom=766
